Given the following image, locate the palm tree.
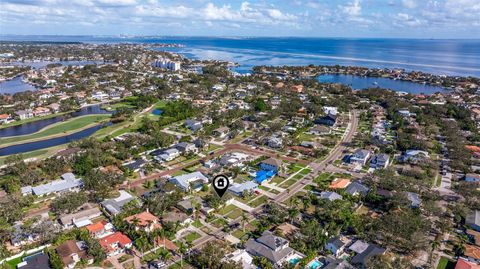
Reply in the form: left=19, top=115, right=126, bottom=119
left=178, top=242, right=187, bottom=267
left=302, top=197, right=311, bottom=211
left=241, top=212, right=249, bottom=233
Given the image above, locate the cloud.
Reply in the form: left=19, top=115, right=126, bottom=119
left=402, top=0, right=417, bottom=9
left=340, top=0, right=361, bottom=17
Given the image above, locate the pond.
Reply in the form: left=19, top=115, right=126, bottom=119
left=0, top=104, right=110, bottom=137
left=0, top=123, right=108, bottom=156
left=317, top=74, right=447, bottom=94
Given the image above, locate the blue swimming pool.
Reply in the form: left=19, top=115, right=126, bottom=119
left=307, top=260, right=324, bottom=269
left=290, top=257, right=301, bottom=265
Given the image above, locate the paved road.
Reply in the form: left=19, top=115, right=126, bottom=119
left=275, top=110, right=359, bottom=203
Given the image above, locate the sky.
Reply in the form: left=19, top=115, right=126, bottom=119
left=0, top=0, right=479, bottom=38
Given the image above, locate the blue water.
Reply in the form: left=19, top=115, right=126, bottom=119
left=0, top=76, right=37, bottom=94
left=0, top=104, right=110, bottom=137
left=318, top=74, right=446, bottom=94
left=151, top=109, right=163, bottom=115
left=307, top=260, right=323, bottom=269
left=0, top=124, right=107, bottom=156
left=1, top=36, right=479, bottom=77
left=289, top=258, right=301, bottom=265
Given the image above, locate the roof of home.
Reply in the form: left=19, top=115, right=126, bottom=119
left=353, top=149, right=370, bottom=158
left=230, top=181, right=259, bottom=194
left=17, top=252, right=51, bottom=269
left=405, top=191, right=422, bottom=207
left=124, top=211, right=160, bottom=227
left=170, top=171, right=208, bottom=190
left=276, top=223, right=299, bottom=236
left=348, top=240, right=370, bottom=254
left=351, top=244, right=385, bottom=267
left=156, top=237, right=178, bottom=251
left=465, top=244, right=480, bottom=260
left=260, top=158, right=282, bottom=168
left=25, top=173, right=82, bottom=196
left=59, top=203, right=101, bottom=226
left=327, top=237, right=346, bottom=249
left=456, top=259, right=480, bottom=269
left=86, top=220, right=109, bottom=234
left=99, top=232, right=132, bottom=252
left=162, top=210, right=190, bottom=223
left=245, top=231, right=294, bottom=264
left=56, top=240, right=88, bottom=266
left=329, top=178, right=351, bottom=189
left=319, top=191, right=342, bottom=201
left=345, top=182, right=370, bottom=195
left=100, top=190, right=135, bottom=215
left=467, top=210, right=480, bottom=228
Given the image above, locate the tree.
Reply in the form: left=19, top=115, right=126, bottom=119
left=189, top=241, right=242, bottom=269
left=178, top=241, right=187, bottom=267
left=241, top=212, right=249, bottom=233
left=50, top=192, right=88, bottom=214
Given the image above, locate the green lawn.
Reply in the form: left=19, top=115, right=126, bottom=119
left=437, top=257, right=455, bottom=269
left=226, top=208, right=244, bottom=219
left=299, top=168, right=312, bottom=175
left=184, top=231, right=201, bottom=243
left=0, top=114, right=110, bottom=145
left=248, top=195, right=268, bottom=207
left=218, top=204, right=237, bottom=215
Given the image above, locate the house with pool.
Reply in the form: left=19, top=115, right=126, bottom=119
left=245, top=230, right=304, bottom=267
left=254, top=158, right=283, bottom=184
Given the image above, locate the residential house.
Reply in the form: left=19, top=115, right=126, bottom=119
left=229, top=181, right=259, bottom=196
left=48, top=103, right=61, bottom=113
left=213, top=126, right=230, bottom=138
left=17, top=252, right=51, bottom=269
left=370, top=154, right=390, bottom=169
left=154, top=148, right=180, bottom=162
left=325, top=236, right=351, bottom=257
left=275, top=223, right=300, bottom=238
left=464, top=244, right=480, bottom=263
left=224, top=249, right=256, bottom=269
left=245, top=231, right=304, bottom=267
left=124, top=211, right=161, bottom=232
left=466, top=174, right=480, bottom=183
left=21, top=172, right=83, bottom=197
left=467, top=210, right=480, bottom=232
left=100, top=190, right=136, bottom=216
left=350, top=149, right=371, bottom=165
left=56, top=240, right=92, bottom=268
left=175, top=142, right=197, bottom=153
left=329, top=178, right=351, bottom=189
left=170, top=171, right=209, bottom=192
left=455, top=259, right=480, bottom=269
left=176, top=197, right=202, bottom=213
left=91, top=91, right=109, bottom=101
left=0, top=113, right=12, bottom=124
left=86, top=221, right=114, bottom=239
left=349, top=241, right=386, bottom=268
left=323, top=107, right=338, bottom=116
left=15, top=109, right=33, bottom=120
left=309, top=125, right=331, bottom=136
left=315, top=114, right=337, bottom=126
left=318, top=191, right=342, bottom=201
left=123, top=159, right=147, bottom=172
left=259, top=158, right=282, bottom=173
left=162, top=210, right=192, bottom=226
left=400, top=150, right=430, bottom=163
left=185, top=119, right=203, bottom=132
left=98, top=232, right=132, bottom=256
left=345, top=182, right=370, bottom=196
left=11, top=222, right=39, bottom=247
left=59, top=203, right=102, bottom=228
left=33, top=107, right=51, bottom=117
left=267, top=136, right=283, bottom=149
left=405, top=191, right=422, bottom=208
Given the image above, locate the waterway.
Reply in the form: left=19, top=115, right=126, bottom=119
left=317, top=74, right=446, bottom=94
left=0, top=104, right=110, bottom=138
left=0, top=124, right=107, bottom=156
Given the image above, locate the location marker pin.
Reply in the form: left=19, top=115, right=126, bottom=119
left=212, top=174, right=230, bottom=198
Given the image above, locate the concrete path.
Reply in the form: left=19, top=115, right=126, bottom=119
left=256, top=188, right=276, bottom=199
left=229, top=199, right=254, bottom=213
left=262, top=182, right=286, bottom=192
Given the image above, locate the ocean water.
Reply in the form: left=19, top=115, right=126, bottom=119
left=1, top=36, right=479, bottom=77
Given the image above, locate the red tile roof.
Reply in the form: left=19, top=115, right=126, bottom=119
left=465, top=244, right=480, bottom=260
left=456, top=259, right=480, bottom=269
left=98, top=232, right=132, bottom=252
left=124, top=211, right=160, bottom=227
left=0, top=114, right=9, bottom=120
left=86, top=220, right=107, bottom=233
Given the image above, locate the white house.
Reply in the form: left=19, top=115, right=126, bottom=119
left=170, top=171, right=209, bottom=191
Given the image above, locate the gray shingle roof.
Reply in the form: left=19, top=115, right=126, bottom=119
left=245, top=231, right=294, bottom=264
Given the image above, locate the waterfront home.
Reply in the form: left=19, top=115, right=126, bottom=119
left=466, top=173, right=480, bottom=183
left=245, top=230, right=304, bottom=267
left=17, top=252, right=50, bottom=269
left=48, top=103, right=61, bottom=113
left=100, top=190, right=136, bottom=216
left=350, top=149, right=371, bottom=165
left=370, top=153, right=390, bottom=169
left=325, top=236, right=351, bottom=257
left=229, top=181, right=259, bottom=196
left=124, top=211, right=161, bottom=232
left=467, top=210, right=480, bottom=232
left=91, top=91, right=109, bottom=101
left=21, top=172, right=83, bottom=197
left=86, top=221, right=115, bottom=239
left=15, top=109, right=34, bottom=120
left=33, top=107, right=51, bottom=117
left=59, top=203, right=102, bottom=229
left=98, top=232, right=132, bottom=257
left=56, top=240, right=92, bottom=268
left=0, top=113, right=12, bottom=124
left=169, top=171, right=209, bottom=192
